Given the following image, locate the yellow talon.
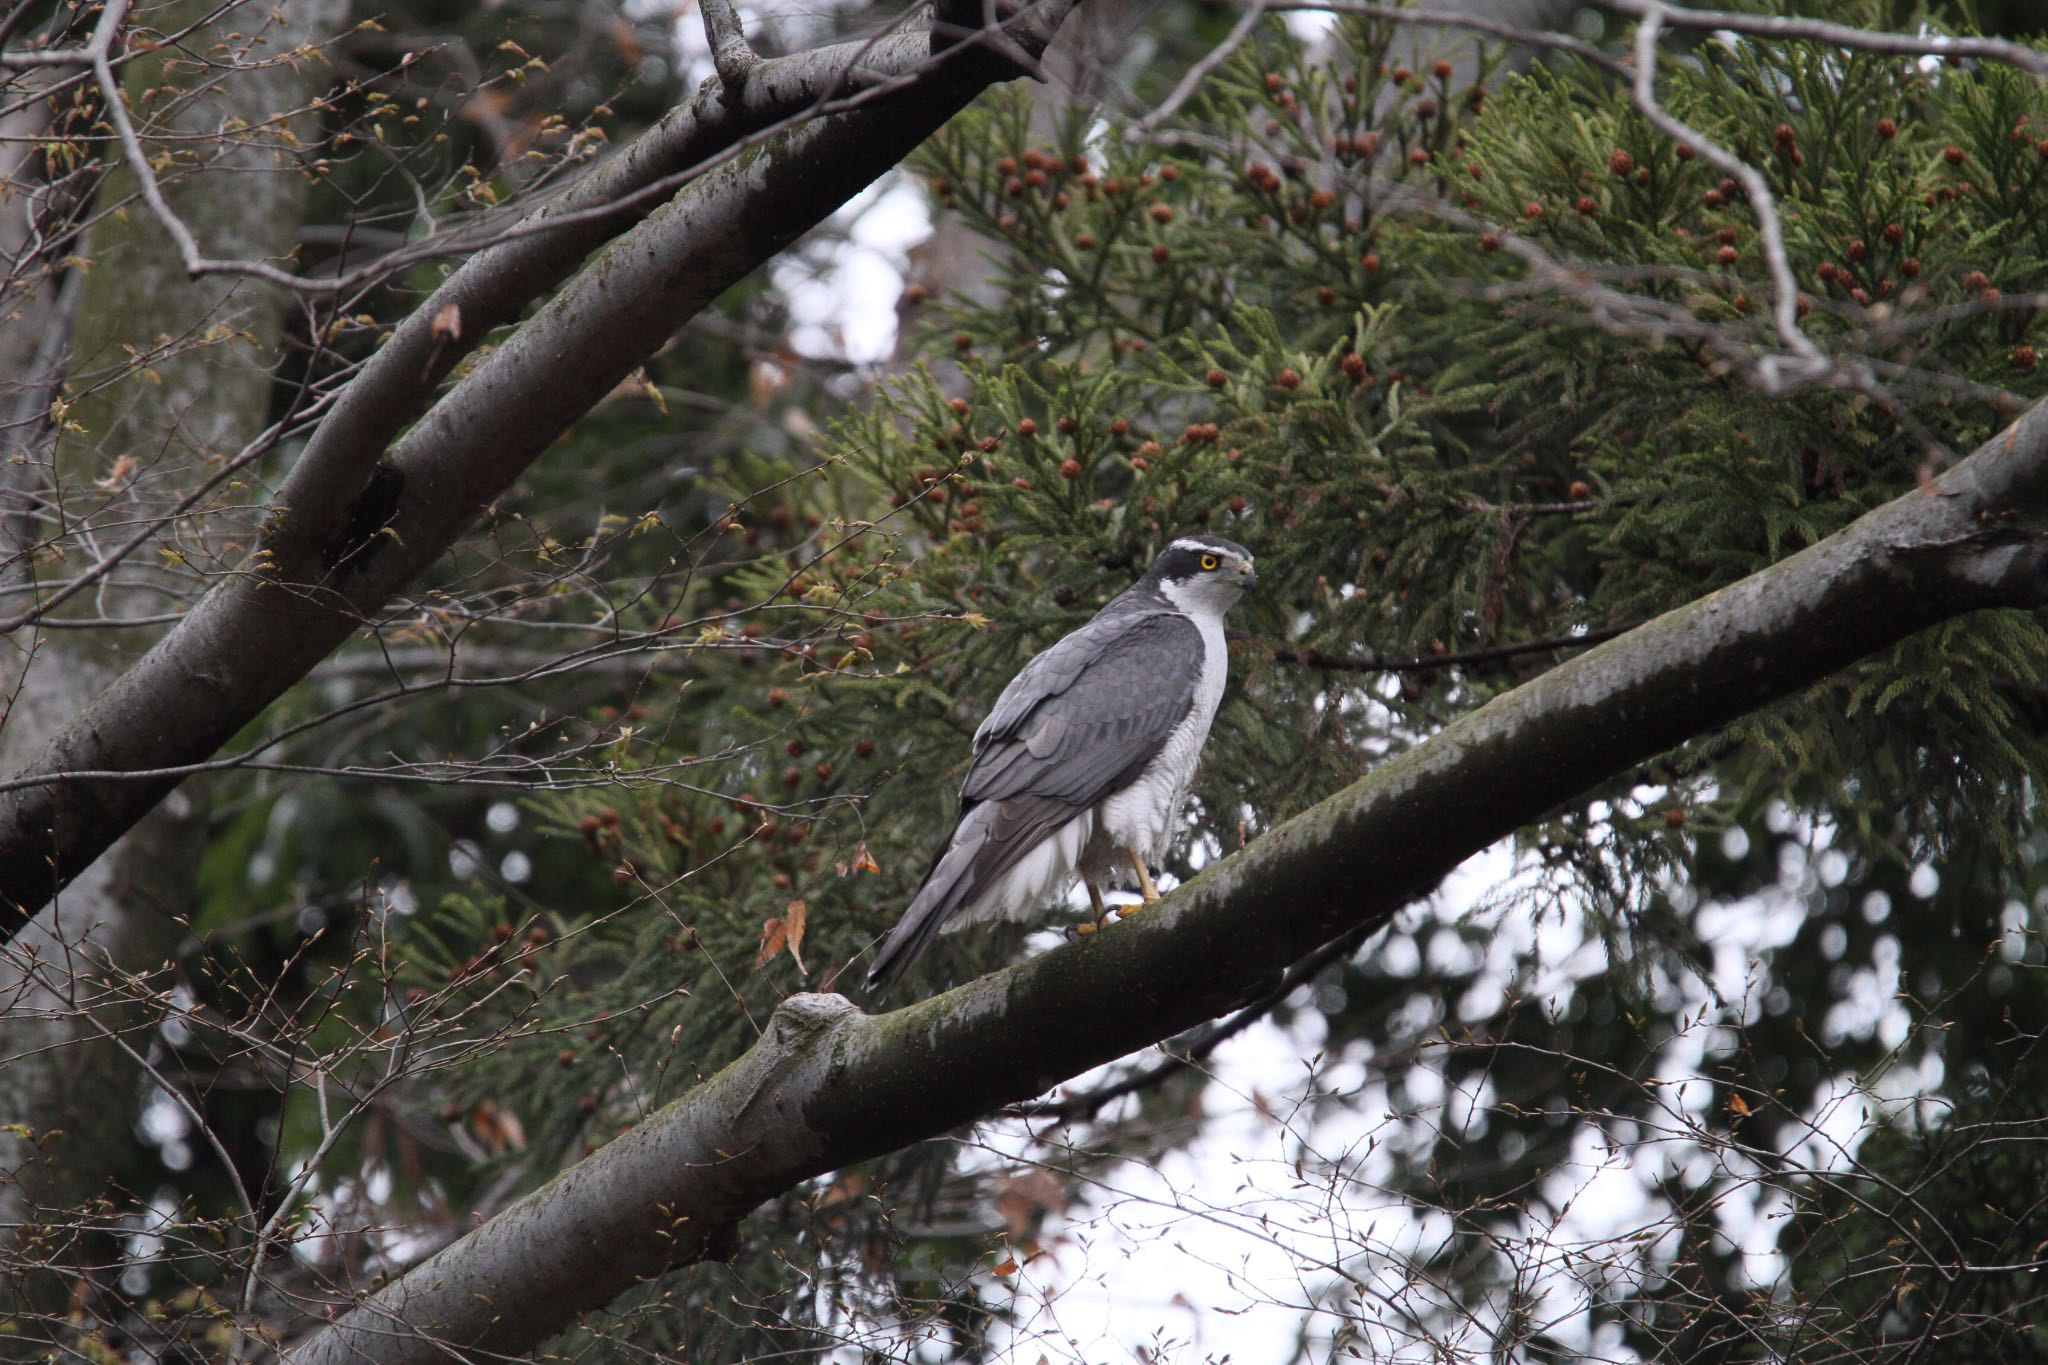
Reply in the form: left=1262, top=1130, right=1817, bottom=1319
left=1070, top=881, right=1110, bottom=935
left=1128, top=850, right=1162, bottom=904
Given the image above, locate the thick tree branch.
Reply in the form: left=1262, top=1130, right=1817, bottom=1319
left=0, top=0, right=1079, bottom=932
left=228, top=7, right=1057, bottom=587
left=293, top=398, right=2048, bottom=1365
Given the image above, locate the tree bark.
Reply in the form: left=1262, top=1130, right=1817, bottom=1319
left=0, top=0, right=1083, bottom=934
left=291, top=398, right=2048, bottom=1365
left=0, top=72, right=77, bottom=573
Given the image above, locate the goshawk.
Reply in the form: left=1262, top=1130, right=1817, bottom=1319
left=866, top=535, right=1258, bottom=988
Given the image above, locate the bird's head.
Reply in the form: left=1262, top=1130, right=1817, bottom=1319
left=1150, top=534, right=1257, bottom=616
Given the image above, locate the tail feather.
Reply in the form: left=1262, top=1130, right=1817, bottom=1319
left=865, top=816, right=988, bottom=990
left=867, top=794, right=1079, bottom=992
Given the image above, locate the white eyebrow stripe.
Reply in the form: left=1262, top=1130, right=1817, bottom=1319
left=1169, top=537, right=1230, bottom=554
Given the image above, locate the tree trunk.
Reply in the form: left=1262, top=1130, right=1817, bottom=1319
left=0, top=72, right=80, bottom=582
left=0, top=0, right=344, bottom=1325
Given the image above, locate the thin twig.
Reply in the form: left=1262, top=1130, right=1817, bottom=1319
left=1253, top=618, right=1641, bottom=675
left=1015, top=920, right=1381, bottom=1122
left=1600, top=0, right=2048, bottom=79
left=1270, top=0, right=1626, bottom=78
left=697, top=0, right=758, bottom=92
left=0, top=0, right=127, bottom=68
left=0, top=0, right=41, bottom=52
left=49, top=3, right=950, bottom=296
left=1626, top=5, right=1825, bottom=395
left=0, top=376, right=332, bottom=636
left=1134, top=0, right=1268, bottom=134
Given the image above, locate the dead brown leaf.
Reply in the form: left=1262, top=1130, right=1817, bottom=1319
left=94, top=454, right=138, bottom=491
left=784, top=899, right=808, bottom=974
left=753, top=916, right=787, bottom=970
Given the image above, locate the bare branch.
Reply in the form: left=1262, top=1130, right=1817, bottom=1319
left=1012, top=917, right=1382, bottom=1122
left=1134, top=0, right=1268, bottom=134
left=1600, top=0, right=2048, bottom=79
left=0, top=0, right=127, bottom=68
left=699, top=0, right=760, bottom=93
left=1256, top=619, right=1642, bottom=675
left=1624, top=5, right=1826, bottom=395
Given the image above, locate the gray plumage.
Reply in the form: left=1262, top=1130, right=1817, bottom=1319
left=867, top=535, right=1257, bottom=989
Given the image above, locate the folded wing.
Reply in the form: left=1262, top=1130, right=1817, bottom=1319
left=865, top=611, right=1204, bottom=987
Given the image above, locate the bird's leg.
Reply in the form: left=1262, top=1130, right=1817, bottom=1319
left=1071, top=880, right=1109, bottom=936
left=1133, top=851, right=1163, bottom=903
left=1114, top=851, right=1163, bottom=918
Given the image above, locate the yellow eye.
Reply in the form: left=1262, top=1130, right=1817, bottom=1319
left=1199, top=554, right=1219, bottom=571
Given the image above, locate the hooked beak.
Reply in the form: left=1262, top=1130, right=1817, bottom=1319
left=1237, top=560, right=1259, bottom=591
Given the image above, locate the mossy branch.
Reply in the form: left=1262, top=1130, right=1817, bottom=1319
left=297, top=397, right=2048, bottom=1365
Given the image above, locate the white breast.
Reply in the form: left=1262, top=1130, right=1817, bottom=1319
left=1089, top=609, right=1227, bottom=876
